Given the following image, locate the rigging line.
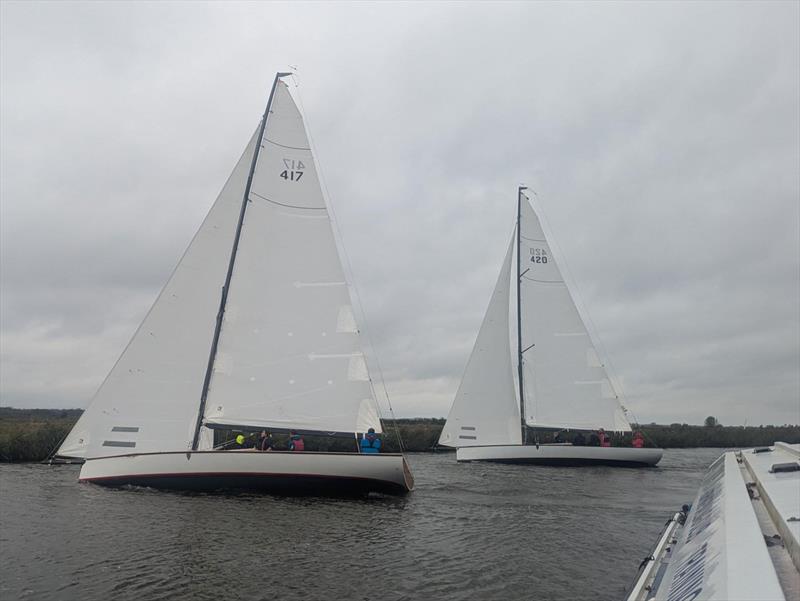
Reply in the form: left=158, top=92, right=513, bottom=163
left=43, top=427, right=73, bottom=463
left=517, top=187, right=527, bottom=445
left=249, top=191, right=326, bottom=210
left=290, top=75, right=406, bottom=453
left=528, top=189, right=630, bottom=409
left=625, top=406, right=659, bottom=446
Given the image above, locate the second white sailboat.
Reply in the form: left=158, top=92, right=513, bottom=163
left=439, top=188, right=662, bottom=467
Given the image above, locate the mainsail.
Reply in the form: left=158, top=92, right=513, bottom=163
left=202, top=80, right=380, bottom=436
left=58, top=77, right=381, bottom=459
left=438, top=236, right=521, bottom=447
left=518, top=198, right=630, bottom=432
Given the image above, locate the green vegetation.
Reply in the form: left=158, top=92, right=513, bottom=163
left=630, top=422, right=800, bottom=449
left=0, top=407, right=81, bottom=462
left=0, top=408, right=798, bottom=462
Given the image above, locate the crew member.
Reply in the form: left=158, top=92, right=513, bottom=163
left=599, top=428, right=611, bottom=447
left=258, top=430, right=274, bottom=451
left=360, top=428, right=381, bottom=454
left=289, top=431, right=305, bottom=451
left=632, top=431, right=645, bottom=448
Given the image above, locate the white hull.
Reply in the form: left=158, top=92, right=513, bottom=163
left=79, top=450, right=414, bottom=496
left=456, top=443, right=662, bottom=466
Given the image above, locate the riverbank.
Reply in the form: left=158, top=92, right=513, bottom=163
left=1, top=407, right=798, bottom=461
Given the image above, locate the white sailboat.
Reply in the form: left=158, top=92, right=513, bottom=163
left=439, top=187, right=662, bottom=467
left=56, top=72, right=414, bottom=496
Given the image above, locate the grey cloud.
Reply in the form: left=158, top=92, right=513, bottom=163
left=1, top=1, right=797, bottom=426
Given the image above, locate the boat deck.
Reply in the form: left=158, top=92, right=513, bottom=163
left=627, top=443, right=800, bottom=601
left=741, top=442, right=800, bottom=598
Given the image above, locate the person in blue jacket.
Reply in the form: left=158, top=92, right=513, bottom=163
left=360, top=428, right=381, bottom=454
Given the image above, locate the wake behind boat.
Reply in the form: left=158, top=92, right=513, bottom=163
left=439, top=187, right=662, bottom=467
left=54, top=72, right=414, bottom=496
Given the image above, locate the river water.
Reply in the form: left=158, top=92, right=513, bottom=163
left=0, top=449, right=723, bottom=601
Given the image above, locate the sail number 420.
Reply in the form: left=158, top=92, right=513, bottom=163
left=530, top=247, right=548, bottom=264
left=281, top=158, right=305, bottom=182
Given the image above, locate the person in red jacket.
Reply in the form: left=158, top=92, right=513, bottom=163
left=598, top=428, right=611, bottom=448
left=289, top=431, right=305, bottom=451
left=632, top=431, right=645, bottom=448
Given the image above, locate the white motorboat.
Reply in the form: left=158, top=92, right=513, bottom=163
left=627, top=442, right=800, bottom=600
left=55, top=72, right=414, bottom=496
left=439, top=187, right=662, bottom=467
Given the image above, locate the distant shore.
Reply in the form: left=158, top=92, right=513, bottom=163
left=1, top=407, right=798, bottom=462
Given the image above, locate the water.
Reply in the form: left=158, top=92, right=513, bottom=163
left=0, top=449, right=723, bottom=601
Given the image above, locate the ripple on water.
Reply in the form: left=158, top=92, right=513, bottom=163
left=0, top=449, right=723, bottom=601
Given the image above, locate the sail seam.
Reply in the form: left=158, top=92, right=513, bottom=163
left=522, top=275, right=564, bottom=284
left=250, top=191, right=326, bottom=211
left=262, top=138, right=311, bottom=151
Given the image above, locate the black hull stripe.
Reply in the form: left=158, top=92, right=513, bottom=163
left=460, top=458, right=657, bottom=468
left=80, top=471, right=410, bottom=496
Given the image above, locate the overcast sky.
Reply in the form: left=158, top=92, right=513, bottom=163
left=1, top=1, right=798, bottom=426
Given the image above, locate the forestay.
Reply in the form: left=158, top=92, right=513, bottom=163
left=202, top=81, right=381, bottom=435
left=57, top=130, right=261, bottom=458
left=518, top=199, right=630, bottom=432
left=438, top=236, right=522, bottom=447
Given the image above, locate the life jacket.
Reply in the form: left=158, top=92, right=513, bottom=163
left=360, top=435, right=380, bottom=454
left=291, top=436, right=304, bottom=451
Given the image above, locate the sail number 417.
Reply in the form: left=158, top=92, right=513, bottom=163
left=281, top=158, right=305, bottom=182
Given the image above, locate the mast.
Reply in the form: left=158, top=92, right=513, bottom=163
left=517, top=186, right=527, bottom=445
left=191, top=72, right=292, bottom=450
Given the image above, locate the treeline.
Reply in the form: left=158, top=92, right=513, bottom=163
left=631, top=422, right=800, bottom=449
left=0, top=408, right=798, bottom=461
